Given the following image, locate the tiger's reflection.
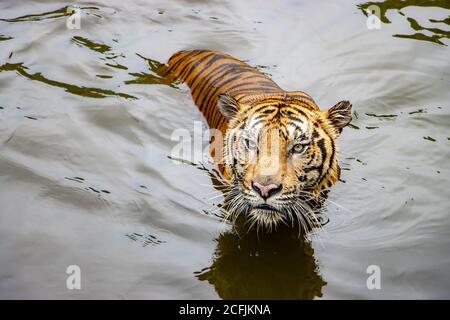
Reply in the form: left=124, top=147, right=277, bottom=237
left=196, top=219, right=326, bottom=299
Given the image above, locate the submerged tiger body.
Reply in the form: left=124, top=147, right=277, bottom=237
left=166, top=50, right=352, bottom=230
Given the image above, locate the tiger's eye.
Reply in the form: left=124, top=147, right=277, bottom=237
left=244, top=138, right=257, bottom=150
left=291, top=143, right=305, bottom=153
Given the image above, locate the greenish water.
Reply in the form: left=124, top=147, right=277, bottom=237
left=0, top=0, right=449, bottom=299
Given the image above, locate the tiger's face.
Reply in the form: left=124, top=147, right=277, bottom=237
left=217, top=94, right=352, bottom=230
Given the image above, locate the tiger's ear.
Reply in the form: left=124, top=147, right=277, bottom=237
left=325, top=100, right=352, bottom=134
left=218, top=94, right=240, bottom=119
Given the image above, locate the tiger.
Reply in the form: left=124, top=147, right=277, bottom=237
left=166, top=49, right=352, bottom=231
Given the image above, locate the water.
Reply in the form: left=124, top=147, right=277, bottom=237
left=0, top=0, right=449, bottom=299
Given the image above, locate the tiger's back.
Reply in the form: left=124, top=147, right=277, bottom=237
left=166, top=50, right=285, bottom=132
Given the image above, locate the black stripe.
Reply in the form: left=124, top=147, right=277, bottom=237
left=201, top=66, right=257, bottom=111
left=224, top=77, right=271, bottom=93
left=289, top=94, right=316, bottom=105
left=317, top=137, right=336, bottom=187
left=241, top=103, right=279, bottom=118
left=177, top=52, right=214, bottom=82
left=228, top=79, right=278, bottom=92
left=166, top=50, right=200, bottom=76
left=193, top=63, right=244, bottom=103
left=304, top=138, right=326, bottom=177
left=285, top=115, right=305, bottom=123
left=187, top=54, right=230, bottom=87
left=233, top=86, right=280, bottom=95
left=248, top=117, right=266, bottom=128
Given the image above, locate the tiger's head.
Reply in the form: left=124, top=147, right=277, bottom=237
left=216, top=92, right=352, bottom=231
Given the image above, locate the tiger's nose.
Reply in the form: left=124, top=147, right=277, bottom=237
left=251, top=181, right=282, bottom=200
